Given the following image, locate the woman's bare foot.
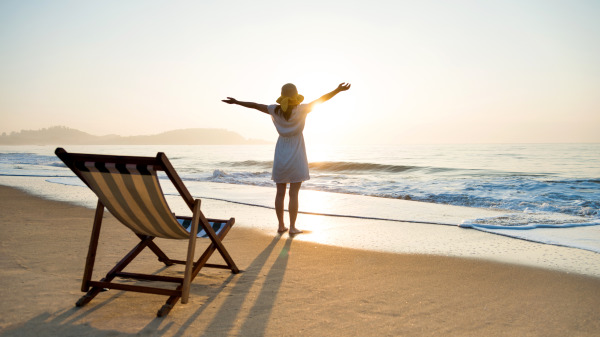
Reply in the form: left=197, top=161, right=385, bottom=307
left=277, top=227, right=288, bottom=234
left=289, top=228, right=303, bottom=235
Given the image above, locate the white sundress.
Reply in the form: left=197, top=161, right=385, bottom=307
left=267, top=104, right=311, bottom=183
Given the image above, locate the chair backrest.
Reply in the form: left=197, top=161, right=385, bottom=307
left=55, top=148, right=194, bottom=239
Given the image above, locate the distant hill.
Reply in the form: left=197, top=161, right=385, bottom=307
left=0, top=126, right=271, bottom=145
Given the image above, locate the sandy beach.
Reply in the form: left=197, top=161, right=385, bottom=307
left=1, top=185, right=600, bottom=336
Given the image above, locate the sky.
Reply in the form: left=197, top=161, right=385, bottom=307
left=1, top=0, right=599, bottom=145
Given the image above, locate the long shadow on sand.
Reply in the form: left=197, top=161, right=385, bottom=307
left=237, top=235, right=292, bottom=336
left=1, top=235, right=293, bottom=337
left=182, top=234, right=292, bottom=337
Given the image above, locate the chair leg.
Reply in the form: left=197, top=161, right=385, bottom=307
left=76, top=287, right=104, bottom=307
left=200, top=216, right=239, bottom=274
left=157, top=303, right=175, bottom=317
left=181, top=200, right=200, bottom=304
left=81, top=200, right=104, bottom=292
left=158, top=287, right=182, bottom=317
left=219, top=219, right=239, bottom=274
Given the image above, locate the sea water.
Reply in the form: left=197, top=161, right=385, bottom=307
left=1, top=143, right=599, bottom=253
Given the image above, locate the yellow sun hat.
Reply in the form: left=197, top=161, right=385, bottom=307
left=276, top=83, right=304, bottom=112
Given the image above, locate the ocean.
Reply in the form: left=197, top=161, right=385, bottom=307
left=1, top=143, right=599, bottom=254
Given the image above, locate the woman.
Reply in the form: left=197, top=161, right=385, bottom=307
left=222, top=82, right=351, bottom=234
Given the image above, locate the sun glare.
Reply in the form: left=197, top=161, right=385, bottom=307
left=294, top=189, right=336, bottom=244
left=303, top=104, right=337, bottom=146
left=304, top=93, right=359, bottom=149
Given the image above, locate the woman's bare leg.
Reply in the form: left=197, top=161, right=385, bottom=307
left=288, top=182, right=303, bottom=234
left=275, top=183, right=288, bottom=233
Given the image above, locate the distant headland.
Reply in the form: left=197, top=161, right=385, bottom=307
left=0, top=126, right=271, bottom=145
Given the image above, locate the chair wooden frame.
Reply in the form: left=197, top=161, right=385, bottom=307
left=55, top=148, right=239, bottom=317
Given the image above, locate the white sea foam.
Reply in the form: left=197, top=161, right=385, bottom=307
left=460, top=213, right=600, bottom=253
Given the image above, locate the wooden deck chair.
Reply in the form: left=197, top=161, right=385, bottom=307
left=55, top=148, right=239, bottom=317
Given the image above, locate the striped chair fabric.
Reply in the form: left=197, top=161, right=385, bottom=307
left=76, top=161, right=225, bottom=239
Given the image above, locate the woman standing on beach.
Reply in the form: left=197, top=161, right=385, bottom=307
left=222, top=82, right=351, bottom=234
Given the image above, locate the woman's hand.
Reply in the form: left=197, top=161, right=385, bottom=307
left=221, top=97, right=269, bottom=114
left=222, top=97, right=238, bottom=104
left=337, top=82, right=351, bottom=92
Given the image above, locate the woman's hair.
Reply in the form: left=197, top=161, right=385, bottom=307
left=274, top=105, right=293, bottom=121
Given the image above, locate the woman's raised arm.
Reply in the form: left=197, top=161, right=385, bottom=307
left=307, top=82, right=351, bottom=111
left=222, top=97, right=269, bottom=114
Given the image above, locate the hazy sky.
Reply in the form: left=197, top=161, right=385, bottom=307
left=1, top=0, right=599, bottom=145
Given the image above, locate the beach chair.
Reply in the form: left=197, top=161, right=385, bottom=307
left=55, top=148, right=239, bottom=317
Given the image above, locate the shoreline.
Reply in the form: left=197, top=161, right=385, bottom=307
left=1, top=185, right=600, bottom=336
left=2, top=177, right=600, bottom=278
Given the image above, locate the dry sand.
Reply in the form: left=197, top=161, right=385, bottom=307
left=1, top=185, right=600, bottom=336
